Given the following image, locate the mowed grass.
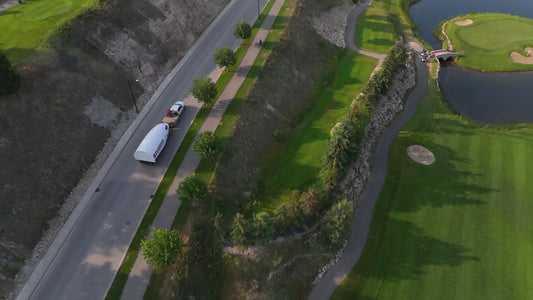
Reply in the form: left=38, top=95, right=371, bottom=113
left=355, top=6, right=396, bottom=54
left=445, top=13, right=533, bottom=71
left=0, top=0, right=96, bottom=63
left=331, top=80, right=533, bottom=299
left=263, top=51, right=377, bottom=203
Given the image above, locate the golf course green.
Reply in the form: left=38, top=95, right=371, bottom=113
left=0, top=0, right=97, bottom=64
left=331, top=79, right=533, bottom=299
left=443, top=13, right=533, bottom=71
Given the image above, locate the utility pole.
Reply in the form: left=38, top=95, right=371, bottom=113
left=257, top=0, right=260, bottom=18
left=127, top=79, right=139, bottom=113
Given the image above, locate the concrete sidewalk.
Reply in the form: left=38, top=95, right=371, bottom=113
left=120, top=0, right=286, bottom=298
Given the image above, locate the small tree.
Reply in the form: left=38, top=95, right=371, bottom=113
left=231, top=213, right=247, bottom=248
left=323, top=199, right=354, bottom=248
left=300, top=187, right=322, bottom=219
left=212, top=211, right=225, bottom=242
left=141, top=229, right=183, bottom=269
left=0, top=50, right=20, bottom=96
left=233, top=21, right=252, bottom=40
left=214, top=47, right=237, bottom=71
left=178, top=173, right=208, bottom=203
left=193, top=131, right=221, bottom=159
left=190, top=77, right=217, bottom=105
left=252, top=211, right=275, bottom=243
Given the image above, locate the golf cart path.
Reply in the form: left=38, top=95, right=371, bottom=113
left=345, top=0, right=387, bottom=61
left=120, top=0, right=286, bottom=298
left=0, top=0, right=19, bottom=13
left=307, top=3, right=429, bottom=299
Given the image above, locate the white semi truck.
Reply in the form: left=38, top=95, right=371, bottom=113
left=133, top=100, right=186, bottom=163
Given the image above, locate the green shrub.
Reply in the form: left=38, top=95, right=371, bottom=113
left=193, top=131, right=222, bottom=159
left=323, top=198, right=354, bottom=248
left=233, top=21, right=252, bottom=40
left=190, top=78, right=218, bottom=104
left=231, top=213, right=247, bottom=248
left=177, top=173, right=208, bottom=203
left=252, top=211, right=275, bottom=243
left=140, top=229, right=183, bottom=269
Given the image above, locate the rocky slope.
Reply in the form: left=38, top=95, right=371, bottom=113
left=0, top=0, right=228, bottom=296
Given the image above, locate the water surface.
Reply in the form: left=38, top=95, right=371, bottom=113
left=409, top=0, right=533, bottom=124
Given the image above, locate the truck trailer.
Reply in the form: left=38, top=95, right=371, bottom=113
left=134, top=123, right=170, bottom=163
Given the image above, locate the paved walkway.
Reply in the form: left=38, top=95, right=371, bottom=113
left=0, top=0, right=19, bottom=13
left=120, top=0, right=286, bottom=298
left=345, top=0, right=386, bottom=61
left=307, top=3, right=429, bottom=300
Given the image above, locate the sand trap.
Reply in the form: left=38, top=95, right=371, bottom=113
left=510, top=47, right=533, bottom=64
left=454, top=19, right=473, bottom=26
left=407, top=145, right=435, bottom=165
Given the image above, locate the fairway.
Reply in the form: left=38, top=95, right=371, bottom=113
left=331, top=80, right=533, bottom=299
left=0, top=0, right=97, bottom=64
left=444, top=13, right=533, bottom=71
left=263, top=51, right=377, bottom=203
left=355, top=6, right=396, bottom=54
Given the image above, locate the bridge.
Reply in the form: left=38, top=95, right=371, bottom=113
left=432, top=49, right=458, bottom=61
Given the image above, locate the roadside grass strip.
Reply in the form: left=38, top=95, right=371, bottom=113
left=263, top=51, right=377, bottom=205
left=355, top=6, right=396, bottom=54
left=443, top=13, right=533, bottom=71
left=104, top=2, right=277, bottom=298
left=331, top=80, right=533, bottom=299
left=0, top=0, right=97, bottom=64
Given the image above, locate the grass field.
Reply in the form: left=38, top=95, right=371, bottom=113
left=354, top=6, right=396, bottom=54
left=262, top=51, right=377, bottom=205
left=331, top=80, right=533, bottom=299
left=444, top=13, right=533, bottom=71
left=0, top=0, right=97, bottom=64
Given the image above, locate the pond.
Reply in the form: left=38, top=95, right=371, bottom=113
left=409, top=0, right=533, bottom=124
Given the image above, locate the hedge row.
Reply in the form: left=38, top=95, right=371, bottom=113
left=320, top=41, right=408, bottom=187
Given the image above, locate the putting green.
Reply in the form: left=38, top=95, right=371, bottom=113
left=0, top=0, right=96, bottom=64
left=444, top=13, right=533, bottom=71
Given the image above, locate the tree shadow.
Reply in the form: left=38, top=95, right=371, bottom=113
left=365, top=38, right=394, bottom=47
left=359, top=21, right=395, bottom=35
left=357, top=217, right=479, bottom=283
left=363, top=14, right=390, bottom=23
left=389, top=137, right=496, bottom=213
left=0, top=10, right=21, bottom=16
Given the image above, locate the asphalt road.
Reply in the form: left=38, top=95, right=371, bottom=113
left=16, top=0, right=268, bottom=299
left=307, top=52, right=429, bottom=300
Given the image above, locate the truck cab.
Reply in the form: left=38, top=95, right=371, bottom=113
left=162, top=100, right=186, bottom=127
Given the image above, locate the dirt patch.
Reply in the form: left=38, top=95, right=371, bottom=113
left=407, top=145, right=435, bottom=165
left=510, top=47, right=533, bottom=64
left=84, top=95, right=121, bottom=128
left=454, top=19, right=473, bottom=26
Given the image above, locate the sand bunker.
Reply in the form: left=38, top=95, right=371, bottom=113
left=510, top=47, right=533, bottom=64
left=407, top=145, right=435, bottom=165
left=454, top=19, right=473, bottom=26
